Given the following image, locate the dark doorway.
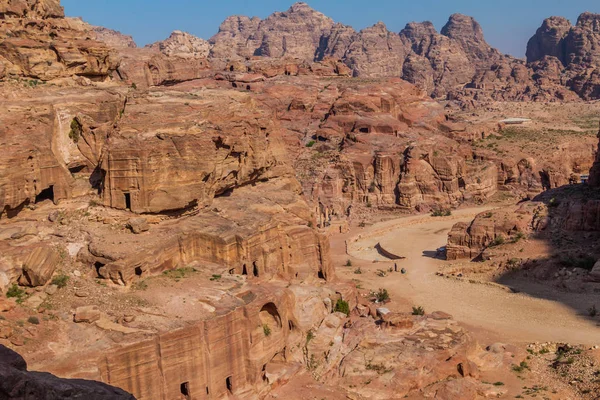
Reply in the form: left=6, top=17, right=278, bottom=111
left=226, top=376, right=233, bottom=394
left=253, top=261, right=259, bottom=277
left=124, top=193, right=131, bottom=210
left=318, top=270, right=325, bottom=280
left=135, top=266, right=143, bottom=277
left=94, top=262, right=105, bottom=278
left=180, top=382, right=190, bottom=400
left=35, top=186, right=54, bottom=204
left=242, top=264, right=247, bottom=275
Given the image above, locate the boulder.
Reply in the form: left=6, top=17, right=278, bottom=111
left=18, top=247, right=61, bottom=287
left=588, top=260, right=600, bottom=282
left=73, top=306, right=101, bottom=323
left=127, top=218, right=149, bottom=234
left=0, top=345, right=135, bottom=399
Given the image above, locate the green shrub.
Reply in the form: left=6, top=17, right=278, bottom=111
left=306, top=140, right=316, bottom=148
left=345, top=259, right=352, bottom=267
left=375, top=288, right=389, bottom=303
left=512, top=361, right=530, bottom=373
left=51, top=274, right=70, bottom=289
left=131, top=82, right=137, bottom=89
left=589, top=305, right=597, bottom=317
left=209, top=274, right=222, bottom=281
left=490, top=236, right=505, bottom=247
left=493, top=382, right=504, bottom=386
left=334, top=299, right=350, bottom=316
left=27, top=316, right=40, bottom=325
left=6, top=284, right=25, bottom=303
left=306, top=330, right=314, bottom=344
left=412, top=306, right=425, bottom=316
left=263, top=324, right=271, bottom=336
left=68, top=119, right=82, bottom=143
left=512, top=231, right=526, bottom=243
left=354, top=267, right=362, bottom=274
left=431, top=209, right=452, bottom=217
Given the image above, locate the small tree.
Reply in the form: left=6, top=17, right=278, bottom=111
left=345, top=259, right=352, bottom=267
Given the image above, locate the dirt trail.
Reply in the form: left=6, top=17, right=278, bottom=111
left=334, top=207, right=600, bottom=346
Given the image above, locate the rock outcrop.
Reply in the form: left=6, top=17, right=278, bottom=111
left=0, top=1, right=118, bottom=81
left=92, top=26, right=137, bottom=49
left=0, top=345, right=135, bottom=399
left=527, top=12, right=600, bottom=100
left=146, top=30, right=210, bottom=59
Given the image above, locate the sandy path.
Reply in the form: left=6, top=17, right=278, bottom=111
left=335, top=207, right=600, bottom=345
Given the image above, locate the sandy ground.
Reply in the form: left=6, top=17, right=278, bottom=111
left=331, top=207, right=600, bottom=346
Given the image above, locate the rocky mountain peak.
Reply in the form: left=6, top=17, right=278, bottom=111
left=288, top=2, right=315, bottom=13
left=576, top=12, right=600, bottom=31
left=400, top=21, right=438, bottom=38
left=441, top=14, right=495, bottom=62
left=526, top=16, right=572, bottom=63
left=147, top=31, right=211, bottom=59
left=441, top=14, right=485, bottom=42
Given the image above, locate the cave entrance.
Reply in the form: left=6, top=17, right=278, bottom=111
left=135, top=266, right=143, bottom=277
left=253, top=261, right=259, bottom=277
left=259, top=302, right=282, bottom=331
left=226, top=376, right=233, bottom=394
left=35, top=186, right=54, bottom=204
left=94, top=262, right=105, bottom=278
left=180, top=382, right=190, bottom=400
left=318, top=270, right=325, bottom=280
left=68, top=165, right=86, bottom=175
left=124, top=193, right=131, bottom=210
left=242, top=264, right=247, bottom=276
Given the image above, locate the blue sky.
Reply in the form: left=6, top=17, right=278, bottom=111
left=62, top=0, right=599, bottom=57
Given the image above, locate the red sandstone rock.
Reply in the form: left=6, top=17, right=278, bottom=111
left=74, top=305, right=101, bottom=323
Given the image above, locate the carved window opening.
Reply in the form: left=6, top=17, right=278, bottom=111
left=94, top=262, right=105, bottom=278
left=69, top=165, right=86, bottom=175
left=359, top=127, right=369, bottom=133
left=242, top=264, right=247, bottom=276
left=35, top=186, right=54, bottom=204
left=135, top=266, right=143, bottom=277
left=206, top=386, right=209, bottom=395
left=253, top=261, right=259, bottom=277
left=229, top=268, right=235, bottom=275
left=246, top=85, right=251, bottom=91
left=226, top=376, right=233, bottom=394
left=180, top=382, right=190, bottom=400
left=124, top=193, right=131, bottom=210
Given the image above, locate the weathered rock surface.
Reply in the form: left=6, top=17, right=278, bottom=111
left=18, top=246, right=61, bottom=287
left=92, top=26, right=137, bottom=49
left=527, top=12, right=600, bottom=100
left=0, top=345, right=135, bottom=399
left=146, top=30, right=210, bottom=59
left=0, top=2, right=118, bottom=81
